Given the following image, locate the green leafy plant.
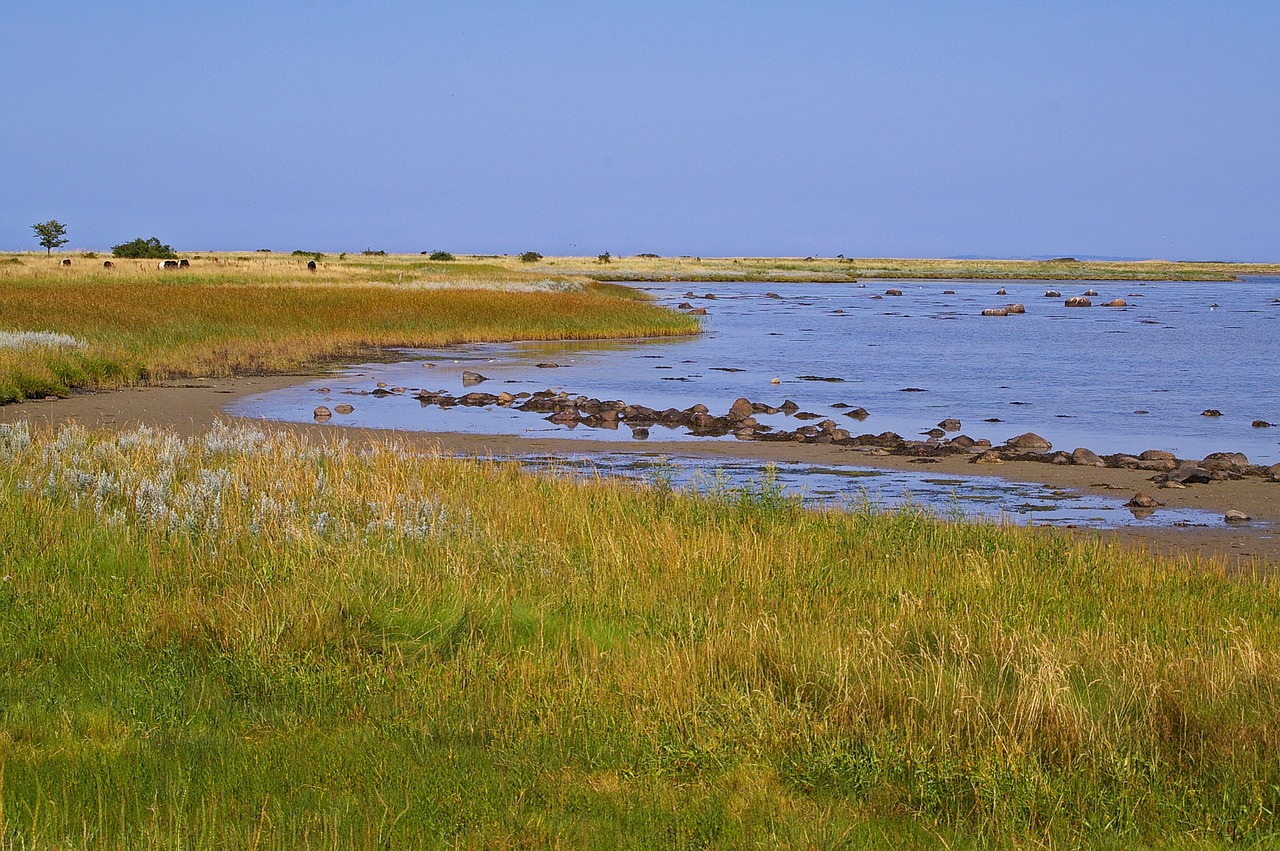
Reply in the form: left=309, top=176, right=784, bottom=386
left=597, top=251, right=612, bottom=264
left=111, top=237, right=177, bottom=259
left=362, top=249, right=387, bottom=256
left=519, top=251, right=543, bottom=263
left=429, top=251, right=455, bottom=261
left=31, top=220, right=70, bottom=254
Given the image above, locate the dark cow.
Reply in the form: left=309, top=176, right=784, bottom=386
left=307, top=260, right=317, bottom=271
left=159, top=260, right=179, bottom=269
left=178, top=258, right=190, bottom=268
left=60, top=258, right=72, bottom=266
left=102, top=260, right=114, bottom=269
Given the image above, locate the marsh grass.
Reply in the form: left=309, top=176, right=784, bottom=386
left=0, top=255, right=696, bottom=400
left=2, top=421, right=1279, bottom=847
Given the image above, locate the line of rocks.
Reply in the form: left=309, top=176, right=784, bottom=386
left=390, top=388, right=1280, bottom=486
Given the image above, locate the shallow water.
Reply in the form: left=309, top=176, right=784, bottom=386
left=518, top=452, right=1232, bottom=531
left=232, top=277, right=1280, bottom=529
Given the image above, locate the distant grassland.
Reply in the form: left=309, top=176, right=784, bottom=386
left=0, top=253, right=697, bottom=403
left=518, top=253, right=1280, bottom=282
left=1, top=420, right=1277, bottom=847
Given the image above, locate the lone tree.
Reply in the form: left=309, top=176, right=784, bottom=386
left=32, top=220, right=69, bottom=254
left=111, top=237, right=177, bottom=259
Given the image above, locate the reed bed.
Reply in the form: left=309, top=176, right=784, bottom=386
left=0, top=255, right=695, bottom=401
left=1, top=420, right=1277, bottom=847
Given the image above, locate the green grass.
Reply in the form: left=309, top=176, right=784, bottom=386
left=1, top=421, right=1278, bottom=848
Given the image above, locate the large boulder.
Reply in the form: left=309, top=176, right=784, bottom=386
left=1064, top=296, right=1092, bottom=307
left=1070, top=447, right=1106, bottom=467
left=1006, top=432, right=1052, bottom=451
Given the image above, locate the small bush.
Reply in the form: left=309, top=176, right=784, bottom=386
left=636, top=253, right=660, bottom=259
left=111, top=237, right=177, bottom=259
left=519, top=251, right=543, bottom=263
left=82, top=251, right=99, bottom=259
left=362, top=249, right=387, bottom=256
left=291, top=250, right=324, bottom=261
left=429, top=251, right=455, bottom=262
left=597, top=251, right=612, bottom=264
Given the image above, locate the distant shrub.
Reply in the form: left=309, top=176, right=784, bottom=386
left=339, top=253, right=348, bottom=260
left=362, top=249, right=387, bottom=256
left=82, top=251, right=99, bottom=259
left=292, top=250, right=324, bottom=260
left=111, top=237, right=177, bottom=259
left=3, top=258, right=23, bottom=265
left=597, top=251, right=612, bottom=264
left=256, top=248, right=273, bottom=253
left=636, top=253, right=660, bottom=259
left=429, top=251, right=455, bottom=261
left=519, top=251, right=543, bottom=263
left=1049, top=257, right=1079, bottom=263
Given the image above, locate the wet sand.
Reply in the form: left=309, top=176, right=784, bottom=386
left=3, top=377, right=1277, bottom=566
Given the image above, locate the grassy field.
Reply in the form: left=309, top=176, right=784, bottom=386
left=0, top=253, right=697, bottom=403
left=0, top=420, right=1277, bottom=848
left=510, top=253, right=1280, bottom=283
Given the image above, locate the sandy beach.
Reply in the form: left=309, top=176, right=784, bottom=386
left=3, top=376, right=1277, bottom=565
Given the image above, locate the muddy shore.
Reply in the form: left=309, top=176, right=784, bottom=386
left=2, top=376, right=1277, bottom=565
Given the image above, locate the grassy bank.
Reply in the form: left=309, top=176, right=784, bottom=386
left=1, top=420, right=1277, bottom=847
left=0, top=254, right=697, bottom=403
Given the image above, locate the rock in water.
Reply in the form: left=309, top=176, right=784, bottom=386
left=334, top=403, right=354, bottom=414
left=1225, top=510, right=1251, bottom=523
left=1126, top=492, right=1162, bottom=508
left=1064, top=296, right=1092, bottom=307
left=313, top=406, right=332, bottom=422
left=462, top=370, right=488, bottom=385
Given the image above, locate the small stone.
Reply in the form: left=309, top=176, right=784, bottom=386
left=973, top=451, right=1004, bottom=465
left=885, top=288, right=903, bottom=296
left=1126, top=492, right=1163, bottom=508
left=938, top=418, right=962, bottom=431
left=1064, top=296, right=1092, bottom=307
left=1044, top=290, right=1061, bottom=298
left=1104, top=298, right=1127, bottom=307
left=462, top=370, right=488, bottom=385
left=536, top=362, right=560, bottom=368
left=313, top=406, right=332, bottom=421
left=1084, top=289, right=1099, bottom=297
left=1252, top=420, right=1272, bottom=428
left=1225, top=510, right=1251, bottom=523
left=981, top=308, right=1009, bottom=316
left=334, top=403, right=354, bottom=414
left=1201, top=409, right=1223, bottom=417
left=1004, top=303, right=1026, bottom=314
left=996, top=288, right=1007, bottom=295
left=770, top=377, right=780, bottom=384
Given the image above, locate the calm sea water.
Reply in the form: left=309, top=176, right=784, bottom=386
left=236, top=277, right=1280, bottom=464
left=230, top=277, right=1279, bottom=529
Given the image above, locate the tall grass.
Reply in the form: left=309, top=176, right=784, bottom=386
left=1, top=420, right=1277, bottom=847
left=0, top=255, right=696, bottom=400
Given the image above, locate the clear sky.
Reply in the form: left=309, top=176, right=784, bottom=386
left=3, top=1, right=1277, bottom=260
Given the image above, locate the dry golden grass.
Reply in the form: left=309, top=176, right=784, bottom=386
left=0, top=252, right=696, bottom=400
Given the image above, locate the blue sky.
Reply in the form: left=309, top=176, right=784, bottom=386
left=3, top=1, right=1277, bottom=259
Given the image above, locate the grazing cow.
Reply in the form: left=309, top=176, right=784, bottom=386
left=159, top=260, right=179, bottom=269
left=103, top=260, right=114, bottom=269
left=307, top=260, right=317, bottom=271
left=60, top=258, right=72, bottom=266
left=178, top=258, right=190, bottom=268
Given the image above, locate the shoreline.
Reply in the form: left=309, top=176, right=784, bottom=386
left=2, top=376, right=1277, bottom=565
